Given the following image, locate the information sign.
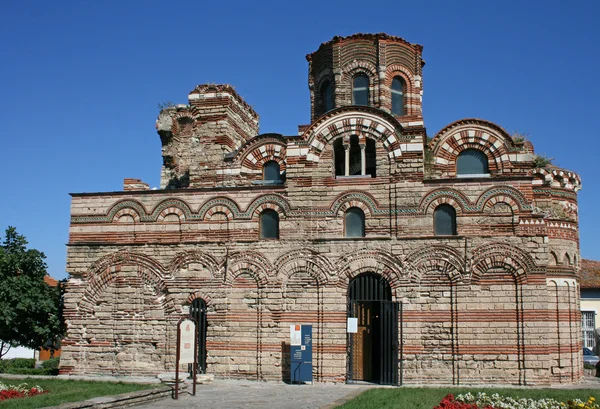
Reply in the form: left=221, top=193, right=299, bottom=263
left=347, top=317, right=358, bottom=333
left=179, top=319, right=196, bottom=364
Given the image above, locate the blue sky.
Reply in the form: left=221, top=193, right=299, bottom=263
left=1, top=0, right=598, bottom=280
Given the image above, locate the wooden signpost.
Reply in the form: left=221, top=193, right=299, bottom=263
left=175, top=317, right=198, bottom=399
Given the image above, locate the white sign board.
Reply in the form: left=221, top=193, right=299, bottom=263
left=179, top=319, right=196, bottom=364
left=290, top=324, right=302, bottom=346
left=347, top=318, right=358, bottom=333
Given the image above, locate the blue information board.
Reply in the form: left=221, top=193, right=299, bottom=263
left=290, top=325, right=312, bottom=383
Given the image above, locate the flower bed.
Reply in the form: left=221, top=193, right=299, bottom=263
left=0, top=381, right=46, bottom=401
left=435, top=392, right=599, bottom=409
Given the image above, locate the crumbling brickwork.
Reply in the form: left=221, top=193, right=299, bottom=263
left=61, top=33, right=583, bottom=385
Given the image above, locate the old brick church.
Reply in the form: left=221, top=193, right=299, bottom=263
left=61, top=33, right=583, bottom=385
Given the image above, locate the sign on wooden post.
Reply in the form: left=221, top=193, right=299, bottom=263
left=175, top=317, right=197, bottom=399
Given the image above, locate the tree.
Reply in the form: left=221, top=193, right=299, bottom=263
left=0, top=227, right=62, bottom=359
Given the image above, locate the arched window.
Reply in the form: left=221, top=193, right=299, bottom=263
left=456, top=149, right=489, bottom=176
left=334, top=136, right=376, bottom=178
left=391, top=77, right=405, bottom=116
left=259, top=209, right=279, bottom=239
left=352, top=75, right=369, bottom=106
left=345, top=207, right=365, bottom=237
left=321, top=80, right=334, bottom=113
left=263, top=161, right=281, bottom=182
left=434, top=204, right=457, bottom=236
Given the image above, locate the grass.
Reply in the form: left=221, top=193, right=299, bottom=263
left=0, top=377, right=160, bottom=409
left=337, top=387, right=600, bottom=409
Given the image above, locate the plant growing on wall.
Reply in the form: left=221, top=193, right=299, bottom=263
left=0, top=227, right=63, bottom=359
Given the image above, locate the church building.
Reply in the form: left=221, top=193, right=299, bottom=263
left=61, top=33, right=583, bottom=385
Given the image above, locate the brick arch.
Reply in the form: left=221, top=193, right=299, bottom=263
left=151, top=198, right=193, bottom=221
left=383, top=65, right=414, bottom=115
left=431, top=119, right=516, bottom=177
left=470, top=242, right=538, bottom=284
left=336, top=250, right=405, bottom=289
left=420, top=188, right=471, bottom=214
left=330, top=191, right=378, bottom=217
left=239, top=142, right=287, bottom=173
left=275, top=249, right=333, bottom=286
left=222, top=251, right=272, bottom=288
left=112, top=208, right=141, bottom=223
left=404, top=245, right=466, bottom=284
left=246, top=194, right=292, bottom=218
left=477, top=186, right=532, bottom=213
left=107, top=199, right=147, bottom=222
left=185, top=290, right=215, bottom=306
left=303, top=109, right=404, bottom=164
left=168, top=250, right=220, bottom=279
left=79, top=251, right=174, bottom=314
left=197, top=197, right=241, bottom=220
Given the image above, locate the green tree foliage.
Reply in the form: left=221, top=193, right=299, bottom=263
left=0, top=227, right=62, bottom=359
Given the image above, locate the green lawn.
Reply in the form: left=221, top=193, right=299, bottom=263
left=0, top=377, right=160, bottom=409
left=337, top=387, right=600, bottom=409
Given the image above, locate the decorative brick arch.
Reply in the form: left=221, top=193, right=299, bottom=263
left=107, top=199, right=147, bottom=222
left=530, top=167, right=582, bottom=192
left=477, top=186, right=532, bottom=213
left=239, top=142, right=287, bottom=174
left=420, top=188, right=471, bottom=214
left=470, top=242, right=538, bottom=284
left=302, top=108, right=405, bottom=163
left=275, top=249, right=333, bottom=286
left=330, top=191, right=378, bottom=217
left=168, top=250, right=220, bottom=279
left=336, top=250, right=405, bottom=289
left=185, top=290, right=215, bottom=306
left=383, top=65, right=415, bottom=115
left=431, top=119, right=516, bottom=177
left=198, top=197, right=241, bottom=220
left=404, top=245, right=466, bottom=284
left=246, top=194, right=292, bottom=218
left=79, top=251, right=174, bottom=314
left=151, top=198, right=193, bottom=221
left=222, top=251, right=272, bottom=288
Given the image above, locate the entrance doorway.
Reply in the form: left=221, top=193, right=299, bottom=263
left=347, top=273, right=399, bottom=385
left=189, top=298, right=207, bottom=374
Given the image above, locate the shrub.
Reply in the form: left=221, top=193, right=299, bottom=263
left=5, top=367, right=58, bottom=375
left=0, top=358, right=35, bottom=372
left=42, top=357, right=60, bottom=370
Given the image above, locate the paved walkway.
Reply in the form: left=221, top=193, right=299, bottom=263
left=132, top=380, right=369, bottom=409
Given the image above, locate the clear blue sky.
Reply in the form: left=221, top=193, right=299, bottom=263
left=1, top=0, right=598, bottom=280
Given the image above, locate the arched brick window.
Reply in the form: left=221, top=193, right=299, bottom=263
left=352, top=75, right=369, bottom=106
left=321, top=80, right=334, bottom=114
left=456, top=149, right=489, bottom=176
left=259, top=209, right=279, bottom=239
left=345, top=207, right=365, bottom=237
left=391, top=77, right=405, bottom=116
left=434, top=204, right=457, bottom=236
left=263, top=161, right=281, bottom=182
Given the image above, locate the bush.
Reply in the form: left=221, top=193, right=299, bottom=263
left=41, top=357, right=60, bottom=370
left=5, top=367, right=58, bottom=375
left=0, top=358, right=35, bottom=372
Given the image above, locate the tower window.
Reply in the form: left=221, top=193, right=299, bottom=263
left=391, top=77, right=405, bottom=116
left=434, top=204, right=457, bottom=236
left=352, top=75, right=369, bottom=106
left=259, top=209, right=279, bottom=239
left=345, top=207, right=365, bottom=237
left=263, top=161, right=281, bottom=182
left=321, top=81, right=334, bottom=113
left=456, top=149, right=489, bottom=176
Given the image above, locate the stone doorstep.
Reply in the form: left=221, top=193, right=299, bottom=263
left=40, top=386, right=176, bottom=409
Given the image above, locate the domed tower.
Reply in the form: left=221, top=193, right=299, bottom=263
left=306, top=33, right=425, bottom=123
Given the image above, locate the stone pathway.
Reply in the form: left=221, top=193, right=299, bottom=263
left=131, top=380, right=369, bottom=409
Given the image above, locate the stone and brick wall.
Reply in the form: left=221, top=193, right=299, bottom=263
left=61, top=33, right=583, bottom=385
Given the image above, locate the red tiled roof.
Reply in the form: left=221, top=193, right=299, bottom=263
left=579, top=259, right=600, bottom=289
left=43, top=275, right=59, bottom=287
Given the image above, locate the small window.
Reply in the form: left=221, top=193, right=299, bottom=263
left=352, top=75, right=369, bottom=106
left=259, top=209, right=279, bottom=239
left=391, top=77, right=404, bottom=115
left=456, top=149, right=489, bottom=176
left=582, top=311, right=596, bottom=349
left=434, top=204, right=457, bottom=236
left=321, top=81, right=334, bottom=113
left=263, top=161, right=281, bottom=181
left=345, top=207, right=365, bottom=237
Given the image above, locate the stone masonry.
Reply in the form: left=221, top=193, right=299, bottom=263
left=61, top=33, right=583, bottom=385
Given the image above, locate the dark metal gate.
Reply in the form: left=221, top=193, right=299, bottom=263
left=347, top=273, right=400, bottom=385
left=189, top=298, right=207, bottom=374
